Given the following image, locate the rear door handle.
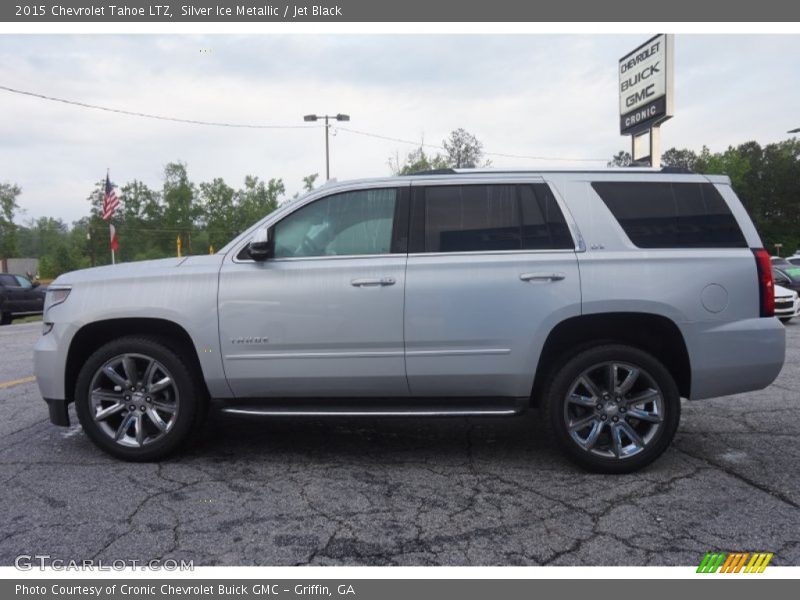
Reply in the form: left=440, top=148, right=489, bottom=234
left=351, top=277, right=396, bottom=287
left=519, top=272, right=565, bottom=282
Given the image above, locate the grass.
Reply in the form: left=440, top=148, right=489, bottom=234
left=11, top=315, right=42, bottom=324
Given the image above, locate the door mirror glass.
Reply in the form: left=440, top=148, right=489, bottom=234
left=248, top=227, right=272, bottom=261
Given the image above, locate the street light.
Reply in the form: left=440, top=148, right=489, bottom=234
left=304, top=113, right=350, bottom=180
left=788, top=128, right=800, bottom=134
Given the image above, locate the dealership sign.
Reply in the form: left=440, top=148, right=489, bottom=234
left=619, top=34, right=674, bottom=135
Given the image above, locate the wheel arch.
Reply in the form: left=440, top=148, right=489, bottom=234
left=64, top=318, right=210, bottom=405
left=531, top=312, right=691, bottom=406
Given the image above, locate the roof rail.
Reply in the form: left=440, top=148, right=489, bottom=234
left=407, top=168, right=457, bottom=176
left=660, top=166, right=694, bottom=174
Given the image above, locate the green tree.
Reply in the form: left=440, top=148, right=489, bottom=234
left=390, top=145, right=449, bottom=175
left=21, top=217, right=81, bottom=278
left=0, top=182, right=21, bottom=258
left=235, top=176, right=285, bottom=232
left=661, top=147, right=698, bottom=170
left=162, top=162, right=198, bottom=255
left=302, top=173, right=319, bottom=192
left=199, top=177, right=236, bottom=250
left=118, top=180, right=162, bottom=261
left=607, top=151, right=632, bottom=167
left=442, top=128, right=489, bottom=168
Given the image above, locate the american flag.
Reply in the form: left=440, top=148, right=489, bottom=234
left=102, top=173, right=119, bottom=221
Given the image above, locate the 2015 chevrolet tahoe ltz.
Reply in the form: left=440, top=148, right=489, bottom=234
left=34, top=169, right=785, bottom=472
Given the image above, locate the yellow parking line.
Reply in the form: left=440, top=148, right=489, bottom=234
left=0, top=376, right=36, bottom=389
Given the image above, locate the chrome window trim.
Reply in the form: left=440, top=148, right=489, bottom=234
left=233, top=248, right=580, bottom=265
left=228, top=184, right=404, bottom=264
left=228, top=176, right=589, bottom=263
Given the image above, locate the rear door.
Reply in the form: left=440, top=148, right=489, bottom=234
left=404, top=178, right=582, bottom=398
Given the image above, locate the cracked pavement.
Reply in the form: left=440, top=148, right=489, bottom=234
left=0, top=321, right=798, bottom=566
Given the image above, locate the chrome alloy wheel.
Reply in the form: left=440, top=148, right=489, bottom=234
left=88, top=353, right=180, bottom=448
left=564, top=361, right=664, bottom=460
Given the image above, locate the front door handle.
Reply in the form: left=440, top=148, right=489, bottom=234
left=519, top=272, right=566, bottom=282
left=351, top=277, right=396, bottom=287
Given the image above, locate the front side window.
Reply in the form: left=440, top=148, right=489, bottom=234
left=14, top=275, right=32, bottom=288
left=273, top=188, right=397, bottom=258
left=418, top=183, right=573, bottom=253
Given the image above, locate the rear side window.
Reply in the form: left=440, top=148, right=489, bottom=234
left=0, top=274, right=19, bottom=286
left=416, top=183, right=573, bottom=253
left=591, top=181, right=747, bottom=248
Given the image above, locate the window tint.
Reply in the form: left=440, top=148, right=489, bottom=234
left=421, top=184, right=573, bottom=253
left=591, top=181, right=747, bottom=248
left=520, top=184, right=575, bottom=250
left=0, top=274, right=19, bottom=286
left=273, top=188, right=397, bottom=258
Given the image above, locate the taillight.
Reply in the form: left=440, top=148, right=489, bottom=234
left=753, top=248, right=774, bottom=317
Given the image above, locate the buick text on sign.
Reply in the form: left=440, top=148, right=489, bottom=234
left=619, top=34, right=673, bottom=135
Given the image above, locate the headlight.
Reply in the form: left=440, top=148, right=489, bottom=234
left=45, top=287, right=72, bottom=310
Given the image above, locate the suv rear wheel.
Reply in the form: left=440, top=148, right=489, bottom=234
left=75, top=336, right=205, bottom=461
left=542, top=344, right=680, bottom=473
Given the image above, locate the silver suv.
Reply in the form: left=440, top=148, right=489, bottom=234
left=34, top=169, right=786, bottom=472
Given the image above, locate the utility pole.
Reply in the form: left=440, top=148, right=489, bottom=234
left=303, top=113, right=350, bottom=180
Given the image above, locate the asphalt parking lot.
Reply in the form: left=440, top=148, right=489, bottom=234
left=0, top=321, right=798, bottom=566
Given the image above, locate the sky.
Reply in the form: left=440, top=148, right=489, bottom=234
left=1, top=33, right=799, bottom=225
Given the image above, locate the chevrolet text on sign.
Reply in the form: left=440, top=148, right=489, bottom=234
left=619, top=33, right=673, bottom=135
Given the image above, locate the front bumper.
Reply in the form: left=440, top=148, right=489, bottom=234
left=33, top=323, right=72, bottom=426
left=775, top=296, right=800, bottom=319
left=44, top=398, right=70, bottom=426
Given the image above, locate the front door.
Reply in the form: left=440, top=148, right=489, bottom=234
left=218, top=186, right=410, bottom=398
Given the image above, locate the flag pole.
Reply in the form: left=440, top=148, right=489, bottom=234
left=108, top=169, right=115, bottom=265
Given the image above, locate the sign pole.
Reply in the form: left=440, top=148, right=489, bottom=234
left=650, top=125, right=661, bottom=168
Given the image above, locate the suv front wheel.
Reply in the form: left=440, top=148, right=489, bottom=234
left=543, top=344, right=681, bottom=473
left=75, top=336, right=205, bottom=461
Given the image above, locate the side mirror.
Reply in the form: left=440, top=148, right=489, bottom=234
left=31, top=282, right=40, bottom=288
left=248, top=227, right=272, bottom=262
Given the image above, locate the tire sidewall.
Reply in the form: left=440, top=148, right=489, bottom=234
left=75, top=336, right=199, bottom=461
left=545, top=344, right=681, bottom=474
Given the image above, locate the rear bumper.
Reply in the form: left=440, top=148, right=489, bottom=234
left=685, top=317, right=786, bottom=400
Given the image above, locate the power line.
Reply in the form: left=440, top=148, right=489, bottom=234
left=1, top=83, right=608, bottom=162
left=335, top=126, right=607, bottom=163
left=0, top=84, right=317, bottom=130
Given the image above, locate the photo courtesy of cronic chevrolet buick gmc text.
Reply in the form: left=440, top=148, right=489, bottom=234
left=33, top=169, right=786, bottom=473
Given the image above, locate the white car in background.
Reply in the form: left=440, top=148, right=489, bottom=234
left=775, top=284, right=800, bottom=323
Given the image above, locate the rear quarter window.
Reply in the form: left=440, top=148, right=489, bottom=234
left=591, top=181, right=747, bottom=249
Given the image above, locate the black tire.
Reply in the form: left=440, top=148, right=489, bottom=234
left=75, top=336, right=206, bottom=461
left=541, top=344, right=680, bottom=474
left=779, top=317, right=792, bottom=324
left=0, top=311, right=11, bottom=325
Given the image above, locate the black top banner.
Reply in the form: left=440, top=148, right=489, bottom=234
left=3, top=0, right=800, bottom=22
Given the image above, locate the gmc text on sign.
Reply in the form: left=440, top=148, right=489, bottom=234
left=619, top=34, right=673, bottom=135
